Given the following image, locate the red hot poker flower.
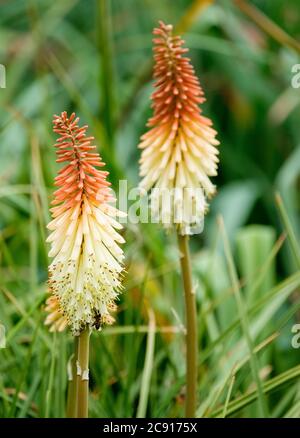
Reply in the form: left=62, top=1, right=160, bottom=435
left=46, top=112, right=125, bottom=335
left=138, top=21, right=219, bottom=234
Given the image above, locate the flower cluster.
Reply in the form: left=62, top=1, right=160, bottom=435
left=139, top=21, right=219, bottom=234
left=46, top=112, right=125, bottom=335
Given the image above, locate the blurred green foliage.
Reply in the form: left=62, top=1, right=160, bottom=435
left=0, top=0, right=300, bottom=418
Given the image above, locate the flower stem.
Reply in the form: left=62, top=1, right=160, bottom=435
left=76, top=328, right=90, bottom=418
left=177, top=233, right=198, bottom=417
left=66, top=337, right=79, bottom=418
left=234, top=0, right=300, bottom=55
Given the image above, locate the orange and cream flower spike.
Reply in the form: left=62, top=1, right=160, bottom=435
left=46, top=112, right=125, bottom=335
left=138, top=21, right=219, bottom=235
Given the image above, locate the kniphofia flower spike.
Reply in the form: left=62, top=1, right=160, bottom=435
left=139, top=21, right=219, bottom=234
left=46, top=112, right=125, bottom=335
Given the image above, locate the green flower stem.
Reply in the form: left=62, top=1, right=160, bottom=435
left=76, top=328, right=90, bottom=418
left=66, top=336, right=79, bottom=418
left=177, top=233, right=198, bottom=417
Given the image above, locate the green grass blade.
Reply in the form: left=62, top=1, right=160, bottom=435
left=275, top=192, right=300, bottom=269
left=212, top=364, right=300, bottom=417
left=45, top=332, right=57, bottom=418
left=136, top=310, right=156, bottom=418
left=218, top=215, right=268, bottom=417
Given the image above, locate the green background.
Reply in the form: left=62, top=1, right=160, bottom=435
left=0, top=0, right=300, bottom=418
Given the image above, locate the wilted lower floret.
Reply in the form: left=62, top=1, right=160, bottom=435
left=46, top=112, right=125, bottom=335
left=44, top=295, right=68, bottom=332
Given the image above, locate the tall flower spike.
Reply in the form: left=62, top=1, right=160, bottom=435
left=138, top=21, right=219, bottom=235
left=46, top=112, right=126, bottom=335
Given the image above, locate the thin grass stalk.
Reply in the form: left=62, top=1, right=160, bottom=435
left=136, top=309, right=156, bottom=418
left=177, top=233, right=198, bottom=417
left=175, top=0, right=214, bottom=35
left=275, top=193, right=300, bottom=269
left=218, top=216, right=268, bottom=417
left=212, top=364, right=300, bottom=418
left=76, top=328, right=90, bottom=418
left=234, top=0, right=300, bottom=54
left=45, top=332, right=57, bottom=418
left=118, top=0, right=214, bottom=126
left=222, top=375, right=236, bottom=418
left=66, top=337, right=79, bottom=418
left=8, top=317, right=41, bottom=418
left=98, top=0, right=116, bottom=148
